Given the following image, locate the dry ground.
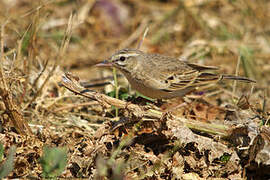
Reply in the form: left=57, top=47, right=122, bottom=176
left=0, top=0, right=270, bottom=179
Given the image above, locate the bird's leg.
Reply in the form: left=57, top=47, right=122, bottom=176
left=156, top=99, right=164, bottom=106
left=160, top=98, right=189, bottom=121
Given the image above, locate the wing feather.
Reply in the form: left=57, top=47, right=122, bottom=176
left=137, top=54, right=221, bottom=93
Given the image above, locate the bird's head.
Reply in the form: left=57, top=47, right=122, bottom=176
left=100, top=49, right=143, bottom=72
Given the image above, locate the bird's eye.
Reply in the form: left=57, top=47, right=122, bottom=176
left=119, top=56, right=126, bottom=61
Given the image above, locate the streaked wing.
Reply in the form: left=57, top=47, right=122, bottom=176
left=158, top=63, right=220, bottom=92
left=186, top=63, right=219, bottom=71
left=165, top=72, right=222, bottom=92
left=163, top=69, right=200, bottom=92
left=140, top=54, right=221, bottom=92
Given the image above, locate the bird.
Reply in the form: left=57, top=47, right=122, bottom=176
left=100, top=48, right=255, bottom=99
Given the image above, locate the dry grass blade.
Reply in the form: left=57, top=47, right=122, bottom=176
left=136, top=26, right=149, bottom=49
left=32, top=58, right=49, bottom=89
left=0, top=22, right=32, bottom=135
left=119, top=18, right=150, bottom=49
left=232, top=55, right=241, bottom=99
left=22, top=0, right=53, bottom=18
left=23, top=14, right=74, bottom=110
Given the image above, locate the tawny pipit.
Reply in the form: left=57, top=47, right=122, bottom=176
left=100, top=49, right=255, bottom=99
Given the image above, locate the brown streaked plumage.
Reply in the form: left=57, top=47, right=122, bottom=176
left=102, top=49, right=255, bottom=99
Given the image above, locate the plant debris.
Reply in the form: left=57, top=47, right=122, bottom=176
left=0, top=0, right=269, bottom=179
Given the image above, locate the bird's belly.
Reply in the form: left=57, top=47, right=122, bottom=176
left=123, top=73, right=183, bottom=99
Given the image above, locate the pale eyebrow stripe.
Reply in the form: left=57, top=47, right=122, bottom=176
left=118, top=53, right=140, bottom=58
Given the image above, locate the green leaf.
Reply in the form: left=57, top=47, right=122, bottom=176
left=107, top=88, right=131, bottom=101
left=107, top=90, right=116, bottom=98
left=217, top=25, right=241, bottom=40
left=21, top=31, right=31, bottom=55
left=135, top=92, right=155, bottom=102
left=40, top=146, right=67, bottom=178
left=0, top=146, right=16, bottom=179
left=239, top=46, right=256, bottom=79
left=119, top=92, right=130, bottom=101
left=0, top=143, right=4, bottom=162
left=220, top=153, right=231, bottom=163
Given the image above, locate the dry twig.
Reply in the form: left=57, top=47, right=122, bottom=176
left=0, top=22, right=32, bottom=135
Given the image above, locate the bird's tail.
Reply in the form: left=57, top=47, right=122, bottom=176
left=221, top=74, right=256, bottom=83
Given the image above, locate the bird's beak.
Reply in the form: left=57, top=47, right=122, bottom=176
left=96, top=60, right=113, bottom=67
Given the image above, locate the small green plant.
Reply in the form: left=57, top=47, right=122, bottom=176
left=217, top=25, right=241, bottom=40
left=0, top=145, right=16, bottom=179
left=135, top=92, right=155, bottom=102
left=40, top=146, right=67, bottom=179
left=107, top=87, right=131, bottom=101
left=21, top=31, right=31, bottom=55
left=239, top=45, right=256, bottom=79
left=220, top=153, right=231, bottom=163
left=0, top=143, right=4, bottom=162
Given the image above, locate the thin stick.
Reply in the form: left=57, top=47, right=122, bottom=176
left=137, top=27, right=149, bottom=50
left=0, top=21, right=8, bottom=89
left=113, top=67, right=119, bottom=117
left=118, top=18, right=149, bottom=49
left=232, top=55, right=241, bottom=99
left=23, top=14, right=74, bottom=110
left=0, top=22, right=32, bottom=135
left=249, top=84, right=254, bottom=98
left=262, top=89, right=267, bottom=114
